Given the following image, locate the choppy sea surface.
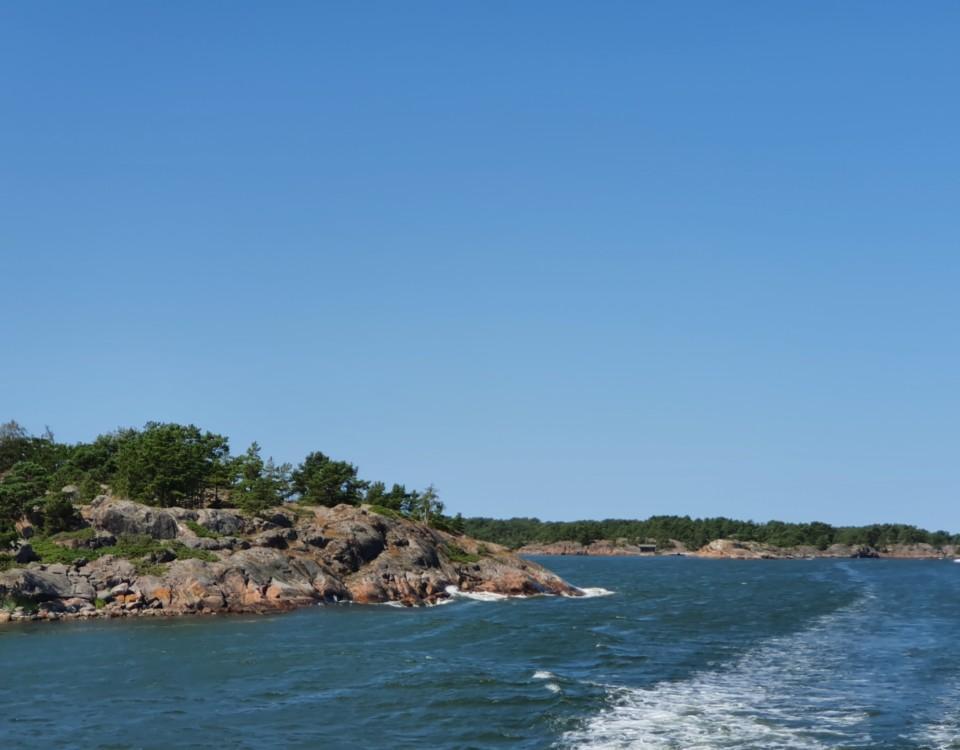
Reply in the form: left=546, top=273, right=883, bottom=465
left=2, top=557, right=959, bottom=749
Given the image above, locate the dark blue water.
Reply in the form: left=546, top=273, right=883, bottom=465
left=2, top=558, right=959, bottom=749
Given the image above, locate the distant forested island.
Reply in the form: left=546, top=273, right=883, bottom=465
left=462, top=515, right=959, bottom=552
left=3, top=419, right=955, bottom=567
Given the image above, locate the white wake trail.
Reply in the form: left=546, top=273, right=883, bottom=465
left=564, top=587, right=877, bottom=749
left=903, top=681, right=960, bottom=750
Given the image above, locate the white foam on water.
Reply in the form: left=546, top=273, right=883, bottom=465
left=569, top=587, right=616, bottom=598
left=533, top=670, right=555, bottom=680
left=564, top=587, right=877, bottom=749
left=443, top=585, right=511, bottom=602
left=546, top=682, right=562, bottom=694
left=910, top=714, right=960, bottom=750
left=903, top=682, right=960, bottom=750
left=379, top=596, right=453, bottom=608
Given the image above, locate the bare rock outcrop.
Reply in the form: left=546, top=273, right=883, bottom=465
left=85, top=497, right=179, bottom=540
left=1, top=499, right=583, bottom=623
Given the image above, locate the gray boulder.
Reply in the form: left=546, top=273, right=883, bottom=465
left=195, top=509, right=251, bottom=536
left=0, top=569, right=75, bottom=602
left=91, top=500, right=178, bottom=539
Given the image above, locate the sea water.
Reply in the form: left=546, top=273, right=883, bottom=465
left=1, top=557, right=958, bottom=749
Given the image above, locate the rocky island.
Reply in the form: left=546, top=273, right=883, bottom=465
left=0, top=421, right=588, bottom=624
left=465, top=516, right=960, bottom=560
left=516, top=537, right=957, bottom=559
left=0, top=495, right=581, bottom=624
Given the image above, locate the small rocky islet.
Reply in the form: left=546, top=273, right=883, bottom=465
left=0, top=496, right=582, bottom=624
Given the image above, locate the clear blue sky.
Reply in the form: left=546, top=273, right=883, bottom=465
left=2, top=3, right=957, bottom=529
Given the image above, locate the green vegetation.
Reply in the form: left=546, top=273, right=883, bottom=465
left=24, top=533, right=216, bottom=569
left=3, top=419, right=957, bottom=561
left=28, top=537, right=93, bottom=565
left=165, top=541, right=218, bottom=563
left=368, top=505, right=403, bottom=519
left=444, top=544, right=481, bottom=564
left=1, top=593, right=38, bottom=613
left=41, top=492, right=81, bottom=535
left=0, top=460, right=49, bottom=533
left=0, top=419, right=459, bottom=551
left=232, top=442, right=292, bottom=514
left=52, top=527, right=96, bottom=543
left=133, top=560, right=166, bottom=576
left=292, top=451, right=365, bottom=507
left=108, top=534, right=166, bottom=560
left=184, top=520, right=219, bottom=539
left=463, top=516, right=960, bottom=551
left=112, top=422, right=230, bottom=508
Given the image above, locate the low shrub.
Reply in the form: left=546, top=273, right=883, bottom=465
left=1, top=593, right=38, bottom=613
left=42, top=493, right=81, bottom=535
left=0, top=530, right=18, bottom=551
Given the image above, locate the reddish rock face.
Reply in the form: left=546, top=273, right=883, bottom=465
left=1, top=499, right=582, bottom=623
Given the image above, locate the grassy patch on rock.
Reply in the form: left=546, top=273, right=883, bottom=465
left=29, top=537, right=93, bottom=564
left=108, top=534, right=167, bottom=559
left=367, top=505, right=402, bottom=519
left=51, top=527, right=96, bottom=543
left=25, top=533, right=219, bottom=570
left=184, top=520, right=219, bottom=539
left=166, top=541, right=218, bottom=563
left=445, top=544, right=481, bottom=564
left=133, top=560, right=167, bottom=576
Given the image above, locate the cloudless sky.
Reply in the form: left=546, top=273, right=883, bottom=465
left=2, top=3, right=957, bottom=529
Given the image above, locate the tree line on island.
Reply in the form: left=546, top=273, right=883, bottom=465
left=0, top=420, right=458, bottom=554
left=2, top=420, right=956, bottom=559
left=462, top=515, right=960, bottom=551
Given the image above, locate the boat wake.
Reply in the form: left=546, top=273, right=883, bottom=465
left=903, top=681, right=960, bottom=750
left=563, top=584, right=878, bottom=749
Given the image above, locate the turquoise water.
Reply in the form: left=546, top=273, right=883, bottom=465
left=2, top=557, right=959, bottom=749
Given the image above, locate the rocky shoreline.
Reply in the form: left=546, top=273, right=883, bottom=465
left=518, top=538, right=959, bottom=560
left=0, top=497, right=582, bottom=624
left=517, top=540, right=681, bottom=556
